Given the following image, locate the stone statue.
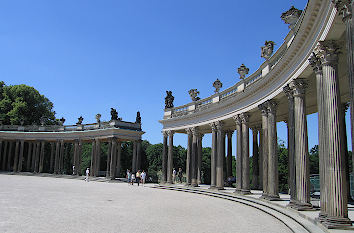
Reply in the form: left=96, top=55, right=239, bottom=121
left=213, top=79, right=223, bottom=93
left=59, top=117, right=65, bottom=126
left=77, top=116, right=83, bottom=125
left=261, top=41, right=275, bottom=60
left=110, top=108, right=118, bottom=121
left=136, top=111, right=141, bottom=124
left=237, top=64, right=249, bottom=79
left=281, top=6, right=302, bottom=29
left=165, top=91, right=174, bottom=109
left=188, top=89, right=200, bottom=101
left=95, top=114, right=101, bottom=123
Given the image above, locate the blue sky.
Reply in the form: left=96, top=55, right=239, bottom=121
left=1, top=0, right=351, bottom=152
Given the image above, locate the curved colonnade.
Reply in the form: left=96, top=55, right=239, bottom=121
left=0, top=119, right=144, bottom=179
left=160, top=0, right=353, bottom=229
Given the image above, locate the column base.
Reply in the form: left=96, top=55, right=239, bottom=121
left=264, top=194, right=280, bottom=201
left=216, top=186, right=224, bottom=190
left=190, top=183, right=199, bottom=187
left=315, top=213, right=328, bottom=223
left=260, top=193, right=268, bottom=199
left=208, top=186, right=217, bottom=190
left=322, top=216, right=352, bottom=229
left=290, top=201, right=314, bottom=211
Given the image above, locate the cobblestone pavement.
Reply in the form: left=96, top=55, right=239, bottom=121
left=0, top=174, right=292, bottom=233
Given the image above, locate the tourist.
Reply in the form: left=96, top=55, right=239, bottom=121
left=85, top=168, right=90, bottom=182
left=178, top=168, right=183, bottom=183
left=72, top=165, right=75, bottom=175
left=126, top=169, right=131, bottom=185
left=172, top=168, right=176, bottom=184
left=131, top=173, right=135, bottom=185
left=141, top=170, right=146, bottom=186
left=136, top=170, right=141, bottom=186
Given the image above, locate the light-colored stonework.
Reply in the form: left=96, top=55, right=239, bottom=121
left=160, top=0, right=354, bottom=229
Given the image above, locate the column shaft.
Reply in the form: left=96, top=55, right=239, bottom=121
left=49, top=142, right=54, bottom=173
left=13, top=141, right=19, bottom=172
left=216, top=122, right=225, bottom=190
left=7, top=141, right=13, bottom=171
left=90, top=140, right=96, bottom=176
left=258, top=128, right=263, bottom=190
left=235, top=116, right=242, bottom=192
left=210, top=123, right=217, bottom=188
left=161, top=132, right=168, bottom=183
left=2, top=141, right=8, bottom=170
left=251, top=128, right=259, bottom=189
left=95, top=139, right=101, bottom=176
left=166, top=131, right=174, bottom=184
left=106, top=140, right=112, bottom=178
left=132, top=141, right=137, bottom=173
left=116, top=141, right=122, bottom=177
left=54, top=141, right=60, bottom=174
left=197, top=134, right=203, bottom=184
left=18, top=140, right=24, bottom=172
left=186, top=129, right=192, bottom=185
left=226, top=131, right=233, bottom=179
left=39, top=141, right=45, bottom=173
left=241, top=113, right=250, bottom=194
left=110, top=138, right=117, bottom=179
left=191, top=128, right=198, bottom=187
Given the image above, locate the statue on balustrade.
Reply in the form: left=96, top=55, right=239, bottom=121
left=95, top=114, right=101, bottom=124
left=77, top=116, right=83, bottom=125
left=188, top=89, right=200, bottom=101
left=110, top=108, right=118, bottom=121
left=165, top=91, right=174, bottom=109
left=59, top=117, right=65, bottom=126
left=213, top=79, right=223, bottom=93
left=261, top=41, right=275, bottom=60
left=281, top=6, right=302, bottom=29
left=136, top=111, right=141, bottom=124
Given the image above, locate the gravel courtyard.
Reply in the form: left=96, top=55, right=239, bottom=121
left=0, top=174, right=291, bottom=233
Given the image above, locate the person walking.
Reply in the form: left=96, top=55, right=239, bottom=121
left=131, top=173, right=135, bottom=185
left=141, top=170, right=146, bottom=186
left=136, top=170, right=141, bottom=186
left=72, top=165, right=75, bottom=175
left=172, top=168, right=177, bottom=184
left=178, top=168, right=183, bottom=183
left=126, top=169, right=131, bottom=185
left=85, top=168, right=90, bottom=182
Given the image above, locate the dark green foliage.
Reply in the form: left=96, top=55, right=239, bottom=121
left=0, top=81, right=56, bottom=125
left=277, top=140, right=288, bottom=193
left=309, top=145, right=319, bottom=175
left=201, top=147, right=211, bottom=184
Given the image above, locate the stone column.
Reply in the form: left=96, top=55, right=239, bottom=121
left=13, top=140, right=19, bottom=172
left=289, top=79, right=312, bottom=210
left=309, top=52, right=328, bottom=220
left=136, top=139, right=142, bottom=171
left=31, top=142, right=37, bottom=172
left=18, top=140, right=24, bottom=172
left=39, top=141, right=45, bottom=173
left=240, top=113, right=250, bottom=194
left=34, top=141, right=40, bottom=173
left=59, top=141, right=64, bottom=174
left=0, top=140, right=2, bottom=170
left=197, top=133, right=203, bottom=184
left=341, top=103, right=353, bottom=203
left=106, top=140, right=112, bottom=178
left=54, top=141, right=60, bottom=174
left=266, top=100, right=279, bottom=200
left=2, top=141, right=8, bottom=170
left=132, top=141, right=137, bottom=173
left=116, top=141, right=122, bottom=177
left=209, top=123, right=217, bottom=189
left=191, top=127, right=199, bottom=187
left=333, top=1, right=354, bottom=186
left=258, top=104, right=269, bottom=197
left=185, top=128, right=192, bottom=185
left=317, top=40, right=351, bottom=228
left=161, top=131, right=168, bottom=183
left=226, top=131, right=233, bottom=179
left=251, top=127, right=259, bottom=190
left=110, top=138, right=117, bottom=179
left=7, top=141, right=13, bottom=171
left=234, top=115, right=243, bottom=193
left=77, top=141, right=82, bottom=176
left=167, top=130, right=174, bottom=184
left=73, top=140, right=79, bottom=175
left=216, top=121, right=225, bottom=190
left=258, top=127, right=263, bottom=190
left=95, top=139, right=101, bottom=176
left=49, top=142, right=54, bottom=173
left=283, top=85, right=296, bottom=204
left=90, top=140, right=96, bottom=176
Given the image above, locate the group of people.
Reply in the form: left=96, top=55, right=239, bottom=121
left=126, top=169, right=147, bottom=186
left=172, top=168, right=183, bottom=183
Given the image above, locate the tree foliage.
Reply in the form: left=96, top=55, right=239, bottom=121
left=0, top=81, right=56, bottom=125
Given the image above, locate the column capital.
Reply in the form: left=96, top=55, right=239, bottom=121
left=240, top=112, right=250, bottom=124
left=332, top=0, right=352, bottom=22
left=226, top=130, right=234, bottom=138
left=215, top=121, right=224, bottom=132
left=308, top=52, right=323, bottom=74
left=289, top=79, right=307, bottom=97
left=162, top=131, right=168, bottom=137
left=266, top=100, right=277, bottom=114
left=258, top=103, right=268, bottom=116
left=185, top=128, right=193, bottom=135
left=283, top=84, right=294, bottom=100
left=233, top=115, right=242, bottom=125
left=191, top=127, right=200, bottom=136
left=316, top=40, right=341, bottom=66
left=167, top=130, right=174, bottom=137
left=251, top=126, right=260, bottom=133
left=342, top=102, right=350, bottom=112
left=209, top=122, right=217, bottom=132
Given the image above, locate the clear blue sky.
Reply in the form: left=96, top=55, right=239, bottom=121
left=1, top=0, right=351, bottom=152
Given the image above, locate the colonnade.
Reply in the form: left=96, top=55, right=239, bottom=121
left=161, top=39, right=352, bottom=229
left=0, top=137, right=142, bottom=180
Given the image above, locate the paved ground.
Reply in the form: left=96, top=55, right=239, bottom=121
left=0, top=174, right=292, bottom=233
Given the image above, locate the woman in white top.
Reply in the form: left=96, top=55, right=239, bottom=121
left=141, top=171, right=146, bottom=186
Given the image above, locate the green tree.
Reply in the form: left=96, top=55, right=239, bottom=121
left=0, top=82, right=56, bottom=125
left=278, top=140, right=289, bottom=193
